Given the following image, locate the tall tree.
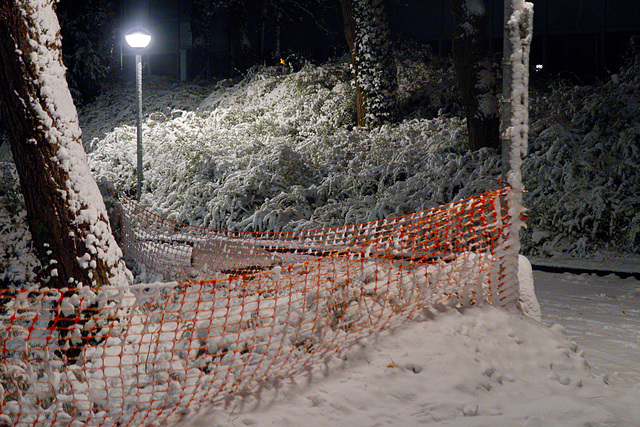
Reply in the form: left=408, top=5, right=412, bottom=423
left=450, top=0, right=500, bottom=150
left=339, top=0, right=397, bottom=127
left=0, top=0, right=131, bottom=289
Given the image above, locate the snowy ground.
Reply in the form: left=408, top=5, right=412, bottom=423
left=536, top=268, right=640, bottom=387
left=167, top=263, right=640, bottom=427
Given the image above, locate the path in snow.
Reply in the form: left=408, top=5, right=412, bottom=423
left=168, top=265, right=640, bottom=426
left=534, top=269, right=640, bottom=387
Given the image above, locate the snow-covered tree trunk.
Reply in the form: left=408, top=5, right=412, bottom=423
left=0, top=0, right=131, bottom=290
left=499, top=0, right=533, bottom=308
left=339, top=0, right=366, bottom=125
left=339, top=0, right=397, bottom=127
left=450, top=0, right=500, bottom=150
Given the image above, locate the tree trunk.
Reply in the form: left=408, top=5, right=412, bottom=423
left=450, top=0, right=500, bottom=150
left=339, top=0, right=397, bottom=128
left=0, top=0, right=131, bottom=290
left=339, top=0, right=366, bottom=126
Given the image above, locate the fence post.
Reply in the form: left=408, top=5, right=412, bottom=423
left=499, top=0, right=534, bottom=308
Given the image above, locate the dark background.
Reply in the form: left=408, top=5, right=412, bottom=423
left=114, top=0, right=640, bottom=80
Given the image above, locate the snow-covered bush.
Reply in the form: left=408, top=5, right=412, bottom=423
left=84, top=53, right=506, bottom=235
left=81, top=48, right=640, bottom=256
left=79, top=76, right=218, bottom=148
left=0, top=163, right=40, bottom=287
left=395, top=42, right=461, bottom=120
left=522, top=52, right=640, bottom=255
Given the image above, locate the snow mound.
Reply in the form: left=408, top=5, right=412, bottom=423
left=518, top=254, right=541, bottom=321
left=173, top=307, right=639, bottom=426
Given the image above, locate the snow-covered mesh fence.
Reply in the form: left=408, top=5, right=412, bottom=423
left=119, top=187, right=515, bottom=294
left=1, top=186, right=520, bottom=426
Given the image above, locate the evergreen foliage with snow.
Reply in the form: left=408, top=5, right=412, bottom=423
left=352, top=0, right=398, bottom=126
left=524, top=51, right=640, bottom=256
left=76, top=47, right=640, bottom=258
left=0, top=165, right=39, bottom=287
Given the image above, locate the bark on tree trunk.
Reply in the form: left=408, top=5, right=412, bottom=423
left=450, top=0, right=500, bottom=150
left=0, top=0, right=131, bottom=290
left=339, top=0, right=367, bottom=127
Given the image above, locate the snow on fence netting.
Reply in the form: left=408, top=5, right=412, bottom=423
left=1, top=186, right=520, bottom=426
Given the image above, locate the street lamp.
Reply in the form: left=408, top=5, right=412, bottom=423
left=125, top=29, right=151, bottom=200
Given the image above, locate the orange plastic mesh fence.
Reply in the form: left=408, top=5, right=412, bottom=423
left=0, top=187, right=518, bottom=426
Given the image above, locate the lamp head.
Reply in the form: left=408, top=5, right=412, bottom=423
left=125, top=30, right=152, bottom=49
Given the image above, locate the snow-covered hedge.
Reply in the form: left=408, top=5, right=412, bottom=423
left=0, top=164, right=39, bottom=287
left=80, top=50, right=640, bottom=256
left=84, top=58, right=502, bottom=234
left=523, top=53, right=640, bottom=255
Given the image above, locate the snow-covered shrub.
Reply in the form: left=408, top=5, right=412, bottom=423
left=84, top=54, right=503, bottom=236
left=0, top=163, right=40, bottom=287
left=395, top=41, right=461, bottom=120
left=82, top=48, right=640, bottom=257
left=522, top=53, right=640, bottom=255
left=80, top=76, right=218, bottom=150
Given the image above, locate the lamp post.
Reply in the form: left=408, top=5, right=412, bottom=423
left=125, top=30, right=152, bottom=200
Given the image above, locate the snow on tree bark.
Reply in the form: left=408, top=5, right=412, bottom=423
left=450, top=0, right=500, bottom=150
left=340, top=0, right=397, bottom=127
left=0, top=0, right=131, bottom=289
left=499, top=0, right=533, bottom=308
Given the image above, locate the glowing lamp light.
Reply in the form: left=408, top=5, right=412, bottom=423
left=125, top=29, right=152, bottom=200
left=125, top=31, right=152, bottom=49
